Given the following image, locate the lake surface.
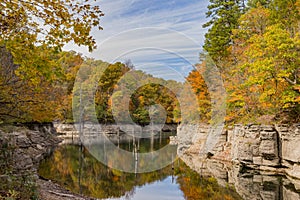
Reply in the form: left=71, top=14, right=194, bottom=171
left=38, top=132, right=242, bottom=199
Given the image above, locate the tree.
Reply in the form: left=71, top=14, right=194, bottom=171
left=95, top=62, right=130, bottom=123
left=247, top=0, right=272, bottom=8
left=130, top=83, right=179, bottom=124
left=55, top=51, right=83, bottom=122
left=203, top=0, right=246, bottom=69
left=201, top=0, right=300, bottom=123
left=0, top=0, right=104, bottom=123
left=0, top=48, right=83, bottom=123
left=244, top=24, right=299, bottom=113
left=227, top=2, right=300, bottom=123
left=269, top=0, right=300, bottom=36
left=0, top=0, right=103, bottom=51
left=186, top=69, right=211, bottom=122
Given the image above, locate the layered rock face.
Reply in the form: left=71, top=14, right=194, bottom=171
left=0, top=127, right=61, bottom=172
left=229, top=124, right=300, bottom=179
left=279, top=125, right=300, bottom=179
left=0, top=126, right=62, bottom=199
left=230, top=125, right=281, bottom=169
left=178, top=124, right=300, bottom=200
left=178, top=124, right=300, bottom=178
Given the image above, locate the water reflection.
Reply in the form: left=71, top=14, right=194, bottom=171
left=38, top=136, right=241, bottom=200
left=106, top=176, right=184, bottom=200
left=180, top=154, right=300, bottom=200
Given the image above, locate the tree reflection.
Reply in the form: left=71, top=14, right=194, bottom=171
left=39, top=144, right=242, bottom=199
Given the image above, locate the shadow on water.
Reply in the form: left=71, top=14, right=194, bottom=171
left=38, top=133, right=242, bottom=200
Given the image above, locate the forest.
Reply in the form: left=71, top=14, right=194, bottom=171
left=0, top=0, right=299, bottom=125
left=202, top=0, right=300, bottom=123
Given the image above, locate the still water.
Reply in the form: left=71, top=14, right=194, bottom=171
left=38, top=132, right=241, bottom=200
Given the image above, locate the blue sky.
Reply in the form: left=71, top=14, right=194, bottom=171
left=64, top=0, right=210, bottom=82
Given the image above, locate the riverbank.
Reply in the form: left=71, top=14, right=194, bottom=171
left=2, top=122, right=300, bottom=199
left=0, top=124, right=95, bottom=200
left=0, top=122, right=177, bottom=199
left=178, top=124, right=300, bottom=176
left=38, top=178, right=96, bottom=200
left=54, top=123, right=177, bottom=137
left=0, top=123, right=178, bottom=200
left=177, top=123, right=300, bottom=199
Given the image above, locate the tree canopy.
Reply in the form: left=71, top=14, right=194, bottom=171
left=0, top=0, right=103, bottom=51
left=203, top=0, right=246, bottom=69
left=0, top=0, right=103, bottom=123
left=0, top=0, right=299, bottom=125
left=203, top=0, right=300, bottom=123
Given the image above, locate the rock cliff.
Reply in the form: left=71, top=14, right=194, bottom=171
left=0, top=127, right=61, bottom=172
left=178, top=124, right=300, bottom=200
left=177, top=124, right=300, bottom=178
left=0, top=126, right=61, bottom=198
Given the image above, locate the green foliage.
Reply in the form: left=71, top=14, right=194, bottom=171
left=0, top=173, right=38, bottom=200
left=203, top=0, right=246, bottom=68
left=0, top=47, right=82, bottom=123
left=247, top=0, right=272, bottom=8
left=130, top=83, right=180, bottom=125
left=95, top=61, right=131, bottom=123
left=70, top=58, right=183, bottom=125
left=216, top=0, right=300, bottom=123
left=269, top=0, right=300, bottom=35
left=0, top=0, right=103, bottom=123
left=0, top=0, right=103, bottom=52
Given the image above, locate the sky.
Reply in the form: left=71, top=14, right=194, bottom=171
left=64, top=0, right=210, bottom=82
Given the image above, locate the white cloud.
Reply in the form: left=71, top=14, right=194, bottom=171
left=63, top=0, right=210, bottom=81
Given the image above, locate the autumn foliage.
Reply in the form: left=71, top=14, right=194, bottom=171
left=203, top=0, right=300, bottom=124
left=0, top=0, right=299, bottom=125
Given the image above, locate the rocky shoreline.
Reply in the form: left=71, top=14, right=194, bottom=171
left=0, top=122, right=178, bottom=200
left=2, top=123, right=300, bottom=199
left=0, top=124, right=96, bottom=200
left=54, top=123, right=177, bottom=137
left=177, top=123, right=300, bottom=199
left=177, top=124, right=300, bottom=178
